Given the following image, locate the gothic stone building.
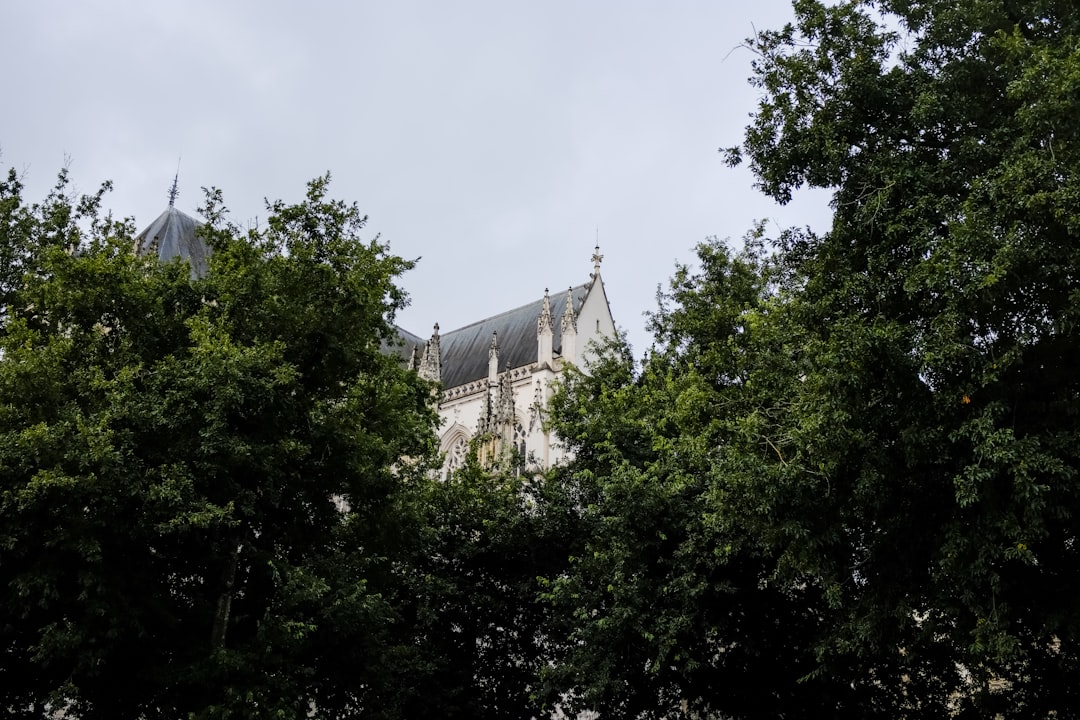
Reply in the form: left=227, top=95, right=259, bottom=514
left=136, top=200, right=616, bottom=478
left=397, top=249, right=616, bottom=478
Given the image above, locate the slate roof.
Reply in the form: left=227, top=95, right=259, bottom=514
left=399, top=284, right=589, bottom=390
left=134, top=205, right=210, bottom=278
left=384, top=325, right=426, bottom=366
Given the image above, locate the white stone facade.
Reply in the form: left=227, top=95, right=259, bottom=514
left=401, top=248, right=616, bottom=478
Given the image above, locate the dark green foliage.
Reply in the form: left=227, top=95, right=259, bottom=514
left=9, top=1, right=1080, bottom=714
left=541, top=0, right=1080, bottom=716
left=726, top=1, right=1080, bottom=714
left=0, top=170, right=439, bottom=718
left=396, top=453, right=584, bottom=720
left=542, top=250, right=889, bottom=719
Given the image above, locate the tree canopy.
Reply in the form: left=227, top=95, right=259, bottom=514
left=539, top=0, right=1080, bottom=716
left=7, top=0, right=1080, bottom=716
left=0, top=170, right=443, bottom=718
left=730, top=1, right=1080, bottom=713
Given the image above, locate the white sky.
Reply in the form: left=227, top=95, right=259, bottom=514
left=1, top=0, right=831, bottom=357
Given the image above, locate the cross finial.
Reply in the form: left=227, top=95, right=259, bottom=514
left=591, top=243, right=603, bottom=278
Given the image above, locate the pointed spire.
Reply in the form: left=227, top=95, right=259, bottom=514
left=488, top=331, right=500, bottom=383
left=537, top=288, right=553, bottom=335
left=495, top=369, right=515, bottom=426
left=591, top=243, right=604, bottom=280
left=477, top=383, right=493, bottom=434
left=561, top=287, right=577, bottom=333
left=418, top=323, right=442, bottom=383
left=561, top=286, right=578, bottom=362
left=537, top=288, right=553, bottom=366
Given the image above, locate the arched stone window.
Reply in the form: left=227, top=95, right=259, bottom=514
left=444, top=435, right=468, bottom=481
left=439, top=423, right=471, bottom=481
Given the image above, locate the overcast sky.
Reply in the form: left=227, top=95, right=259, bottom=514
left=2, top=0, right=831, bottom=357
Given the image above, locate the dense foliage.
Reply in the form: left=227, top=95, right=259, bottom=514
left=7, top=0, right=1080, bottom=716
left=542, top=249, right=885, bottom=719
left=0, top=170, right=443, bottom=718
left=401, top=453, right=582, bottom=719
left=540, top=0, right=1080, bottom=716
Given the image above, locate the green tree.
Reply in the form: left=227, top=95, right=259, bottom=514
left=543, top=0, right=1080, bottom=715
left=0, top=170, right=439, bottom=718
left=718, top=0, right=1080, bottom=714
left=541, top=246, right=894, bottom=719
left=393, top=450, right=583, bottom=720
left=0, top=163, right=110, bottom=338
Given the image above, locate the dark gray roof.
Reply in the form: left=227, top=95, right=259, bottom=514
left=135, top=206, right=209, bottom=278
left=402, top=284, right=588, bottom=389
left=385, top=325, right=426, bottom=366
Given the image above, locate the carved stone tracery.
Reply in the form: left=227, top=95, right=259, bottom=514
left=444, top=434, right=468, bottom=481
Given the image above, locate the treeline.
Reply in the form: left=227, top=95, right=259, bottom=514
left=5, top=0, right=1080, bottom=717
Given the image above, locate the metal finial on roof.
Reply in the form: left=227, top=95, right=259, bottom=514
left=591, top=243, right=604, bottom=278
left=167, top=169, right=180, bottom=207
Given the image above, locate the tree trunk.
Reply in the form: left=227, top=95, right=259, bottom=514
left=210, top=542, right=242, bottom=650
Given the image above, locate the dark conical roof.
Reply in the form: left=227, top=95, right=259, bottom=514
left=134, top=205, right=209, bottom=278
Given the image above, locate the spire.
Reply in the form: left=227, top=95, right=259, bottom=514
left=134, top=189, right=210, bottom=278
left=528, top=379, right=545, bottom=434
left=561, top=286, right=578, bottom=363
left=488, top=331, right=500, bottom=383
left=495, top=369, right=515, bottom=426
left=537, top=288, right=553, bottom=335
left=537, top=288, right=553, bottom=366
left=418, top=323, right=442, bottom=383
left=561, top=287, right=577, bottom=334
left=477, top=383, right=494, bottom=434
